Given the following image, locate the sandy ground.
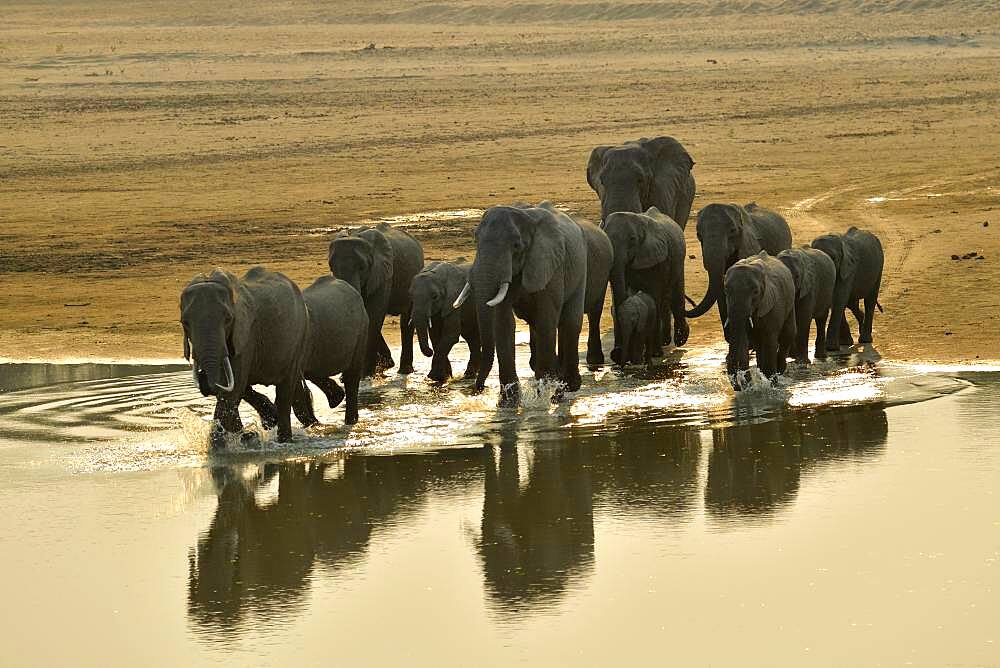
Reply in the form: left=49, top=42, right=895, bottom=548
left=1, top=0, right=998, bottom=362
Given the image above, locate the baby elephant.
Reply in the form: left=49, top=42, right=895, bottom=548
left=723, top=252, right=797, bottom=390
left=616, top=291, right=658, bottom=367
left=811, top=227, right=884, bottom=351
left=777, top=246, right=836, bottom=362
left=409, top=260, right=481, bottom=383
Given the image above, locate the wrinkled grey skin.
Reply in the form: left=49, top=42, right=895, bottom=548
left=723, top=252, right=796, bottom=390
left=468, top=201, right=588, bottom=407
left=602, top=206, right=688, bottom=363
left=616, top=291, right=657, bottom=367
left=328, top=222, right=424, bottom=377
left=180, top=267, right=308, bottom=446
left=587, top=136, right=696, bottom=227
left=686, top=202, right=793, bottom=325
left=811, top=227, right=884, bottom=351
left=777, top=246, right=836, bottom=362
left=409, top=260, right=481, bottom=383
left=577, top=217, right=613, bottom=366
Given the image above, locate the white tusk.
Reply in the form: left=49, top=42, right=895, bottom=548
left=723, top=318, right=729, bottom=330
left=216, top=356, right=235, bottom=392
left=453, top=282, right=471, bottom=309
left=486, top=282, right=509, bottom=308
left=748, top=316, right=755, bottom=330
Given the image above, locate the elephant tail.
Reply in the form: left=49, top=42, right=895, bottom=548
left=684, top=294, right=697, bottom=308
left=876, top=301, right=884, bottom=313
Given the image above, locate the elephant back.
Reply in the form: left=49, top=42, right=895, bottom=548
left=745, top=205, right=793, bottom=255
left=239, top=267, right=310, bottom=385
left=302, top=276, right=369, bottom=375
left=376, top=223, right=425, bottom=316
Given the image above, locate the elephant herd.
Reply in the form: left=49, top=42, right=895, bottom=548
left=179, top=135, right=886, bottom=446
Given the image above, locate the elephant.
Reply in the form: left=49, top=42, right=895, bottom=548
left=409, top=259, right=481, bottom=383
left=328, top=222, right=424, bottom=377
left=180, top=267, right=308, bottom=445
left=616, top=290, right=657, bottom=367
left=811, top=227, right=885, bottom=351
left=777, top=246, right=836, bottom=362
left=586, top=135, right=696, bottom=227
left=602, top=206, right=688, bottom=361
left=723, top=251, right=796, bottom=390
left=454, top=201, right=589, bottom=407
left=685, top=202, right=793, bottom=325
left=577, top=217, right=614, bottom=366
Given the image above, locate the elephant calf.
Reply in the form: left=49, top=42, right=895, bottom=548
left=180, top=267, right=308, bottom=446
left=617, top=291, right=657, bottom=367
left=409, top=260, right=481, bottom=383
left=723, top=252, right=796, bottom=390
left=777, top=246, right=836, bottom=362
left=811, top=227, right=884, bottom=351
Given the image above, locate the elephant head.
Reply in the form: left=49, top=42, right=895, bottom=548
left=409, top=261, right=466, bottom=357
left=456, top=203, right=567, bottom=405
left=179, top=269, right=252, bottom=398
left=686, top=203, right=761, bottom=323
left=723, top=253, right=780, bottom=389
left=586, top=137, right=694, bottom=222
left=328, top=228, right=394, bottom=300
left=616, top=291, right=650, bottom=366
left=777, top=247, right=816, bottom=300
left=811, top=232, right=856, bottom=287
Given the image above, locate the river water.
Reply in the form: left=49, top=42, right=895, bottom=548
left=0, top=342, right=997, bottom=665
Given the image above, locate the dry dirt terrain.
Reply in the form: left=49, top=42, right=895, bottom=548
left=1, top=0, right=998, bottom=362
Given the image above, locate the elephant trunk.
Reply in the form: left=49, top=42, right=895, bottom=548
left=414, top=313, right=433, bottom=357
left=725, top=306, right=752, bottom=390
left=686, top=251, right=727, bottom=322
left=472, top=256, right=518, bottom=404
left=608, top=257, right=630, bottom=359
left=600, top=186, right=643, bottom=221
left=189, top=323, right=233, bottom=397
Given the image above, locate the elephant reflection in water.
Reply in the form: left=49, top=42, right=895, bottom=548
left=188, top=454, right=478, bottom=633
left=706, top=403, right=889, bottom=521
left=476, top=422, right=700, bottom=613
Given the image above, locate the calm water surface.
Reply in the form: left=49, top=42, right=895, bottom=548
left=0, top=344, right=997, bottom=666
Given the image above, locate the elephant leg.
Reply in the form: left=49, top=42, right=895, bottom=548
left=429, top=317, right=460, bottom=383
left=777, top=314, right=796, bottom=375
left=557, top=314, right=583, bottom=393
left=848, top=299, right=865, bottom=338
left=670, top=277, right=689, bottom=347
left=838, top=316, right=854, bottom=346
left=860, top=293, right=877, bottom=344
left=661, top=301, right=672, bottom=347
left=464, top=328, right=482, bottom=379
left=377, top=333, right=394, bottom=370
left=343, top=369, right=361, bottom=425
left=213, top=395, right=243, bottom=435
left=495, top=302, right=520, bottom=407
left=311, top=376, right=345, bottom=408
left=528, top=328, right=537, bottom=373
left=398, top=305, right=415, bottom=375
left=814, top=312, right=829, bottom=360
left=291, top=379, right=319, bottom=427
left=274, top=377, right=296, bottom=442
left=243, top=386, right=278, bottom=429
left=794, top=302, right=812, bottom=363
left=364, top=313, right=386, bottom=377
left=586, top=302, right=605, bottom=367
left=757, top=330, right=779, bottom=378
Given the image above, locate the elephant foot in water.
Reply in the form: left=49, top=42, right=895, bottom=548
left=498, top=381, right=520, bottom=408
left=674, top=321, right=690, bottom=347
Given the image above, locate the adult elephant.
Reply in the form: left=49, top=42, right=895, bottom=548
left=328, top=222, right=424, bottom=377
left=409, top=259, right=481, bottom=383
left=723, top=252, right=796, bottom=390
left=685, top=202, right=793, bottom=325
left=811, top=227, right=884, bottom=351
left=586, top=135, right=696, bottom=227
left=454, top=201, right=588, bottom=407
left=602, top=206, right=688, bottom=362
left=180, top=267, right=308, bottom=446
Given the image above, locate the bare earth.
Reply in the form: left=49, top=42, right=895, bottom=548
left=1, top=0, right=998, bottom=362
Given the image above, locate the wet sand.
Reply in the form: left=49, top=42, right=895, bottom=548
left=2, top=1, right=999, bottom=362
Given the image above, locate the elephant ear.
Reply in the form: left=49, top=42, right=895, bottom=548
left=634, top=209, right=672, bottom=269
left=362, top=229, right=395, bottom=293
left=521, top=208, right=567, bottom=294
left=756, top=262, right=780, bottom=318
left=586, top=146, right=611, bottom=194
left=735, top=206, right=762, bottom=259
left=441, top=263, right=468, bottom=316
left=797, top=252, right=816, bottom=299
left=208, top=270, right=252, bottom=357
left=839, top=236, right=858, bottom=279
